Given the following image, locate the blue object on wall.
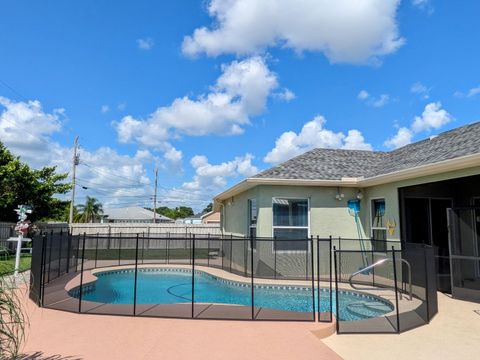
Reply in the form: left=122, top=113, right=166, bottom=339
left=347, top=199, right=361, bottom=214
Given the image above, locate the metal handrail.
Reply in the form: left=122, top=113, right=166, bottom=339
left=348, top=257, right=413, bottom=301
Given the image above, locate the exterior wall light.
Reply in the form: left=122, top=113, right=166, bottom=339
left=356, top=190, right=364, bottom=200
left=335, top=187, right=344, bottom=201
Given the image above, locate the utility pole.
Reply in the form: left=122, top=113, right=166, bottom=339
left=153, top=167, right=158, bottom=223
left=69, top=136, right=79, bottom=224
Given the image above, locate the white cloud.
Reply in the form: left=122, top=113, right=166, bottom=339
left=182, top=0, right=404, bottom=64
left=118, top=103, right=127, bottom=111
left=264, top=116, right=372, bottom=164
left=163, top=153, right=259, bottom=209
left=274, top=88, right=296, bottom=102
left=358, top=90, right=390, bottom=107
left=384, top=127, right=413, bottom=149
left=410, top=82, right=430, bottom=99
left=358, top=90, right=370, bottom=100
left=0, top=96, right=64, bottom=167
left=411, top=102, right=453, bottom=133
left=114, top=56, right=279, bottom=149
left=0, top=96, right=159, bottom=208
left=385, top=102, right=453, bottom=149
left=371, top=94, right=390, bottom=108
left=101, top=105, right=110, bottom=113
left=467, top=86, right=480, bottom=98
left=412, top=0, right=433, bottom=13
left=137, top=37, right=154, bottom=50
left=163, top=146, right=183, bottom=170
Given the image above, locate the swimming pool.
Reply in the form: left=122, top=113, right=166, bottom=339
left=70, top=268, right=393, bottom=321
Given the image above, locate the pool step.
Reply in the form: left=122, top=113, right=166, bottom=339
left=345, top=301, right=392, bottom=319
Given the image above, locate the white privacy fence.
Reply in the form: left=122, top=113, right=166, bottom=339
left=68, top=223, right=222, bottom=236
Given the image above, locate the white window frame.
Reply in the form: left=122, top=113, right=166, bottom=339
left=370, top=197, right=387, bottom=240
left=271, top=197, right=310, bottom=253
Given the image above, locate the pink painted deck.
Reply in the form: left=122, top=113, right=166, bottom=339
left=21, top=289, right=340, bottom=360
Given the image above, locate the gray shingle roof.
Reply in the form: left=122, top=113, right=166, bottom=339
left=253, top=122, right=480, bottom=181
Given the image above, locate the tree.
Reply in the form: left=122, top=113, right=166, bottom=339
left=75, top=196, right=103, bottom=223
left=152, top=206, right=194, bottom=220
left=0, top=142, right=70, bottom=222
left=202, top=202, right=213, bottom=214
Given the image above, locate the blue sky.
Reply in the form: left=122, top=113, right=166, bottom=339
left=1, top=0, right=479, bottom=211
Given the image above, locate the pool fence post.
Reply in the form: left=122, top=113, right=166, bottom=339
left=133, top=234, right=139, bottom=316
left=47, top=230, right=53, bottom=282
left=229, top=234, right=233, bottom=273
left=191, top=234, right=195, bottom=318
left=310, top=236, right=315, bottom=321
left=167, top=233, right=170, bottom=264
left=40, top=233, right=47, bottom=307
left=328, top=236, right=332, bottom=321
left=250, top=235, right=255, bottom=320
left=75, top=233, right=80, bottom=272
left=392, top=247, right=401, bottom=333
left=57, top=229, right=63, bottom=278
left=95, top=232, right=99, bottom=268
left=66, top=229, right=71, bottom=273
left=372, top=251, right=375, bottom=287
left=118, top=232, right=122, bottom=266
left=78, top=232, right=86, bottom=313
left=338, top=237, right=342, bottom=282
left=141, top=232, right=145, bottom=265
left=316, top=236, right=320, bottom=320
left=207, top=233, right=210, bottom=267
left=333, top=246, right=339, bottom=333
left=306, top=236, right=310, bottom=281
left=274, top=236, right=277, bottom=279
left=244, top=235, right=247, bottom=277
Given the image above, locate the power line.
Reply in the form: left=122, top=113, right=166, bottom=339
left=80, top=162, right=148, bottom=186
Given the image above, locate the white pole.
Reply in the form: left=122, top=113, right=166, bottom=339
left=14, top=233, right=22, bottom=276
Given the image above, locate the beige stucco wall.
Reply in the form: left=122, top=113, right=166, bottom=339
left=361, top=166, right=480, bottom=242
left=222, top=185, right=368, bottom=239
left=222, top=166, right=480, bottom=243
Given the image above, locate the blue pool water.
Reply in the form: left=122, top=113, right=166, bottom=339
left=72, top=268, right=393, bottom=321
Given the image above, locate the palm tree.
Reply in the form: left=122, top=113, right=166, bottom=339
left=75, top=196, right=103, bottom=223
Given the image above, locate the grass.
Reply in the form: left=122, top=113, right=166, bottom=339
left=0, top=254, right=32, bottom=275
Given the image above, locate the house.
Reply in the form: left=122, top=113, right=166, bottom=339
left=214, top=121, right=480, bottom=301
left=200, top=211, right=220, bottom=224
left=175, top=213, right=203, bottom=225
left=102, top=206, right=173, bottom=224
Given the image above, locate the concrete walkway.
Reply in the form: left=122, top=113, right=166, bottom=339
left=21, top=291, right=340, bottom=360
left=323, top=292, right=480, bottom=360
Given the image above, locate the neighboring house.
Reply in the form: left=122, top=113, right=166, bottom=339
left=175, top=213, right=203, bottom=225
left=102, top=207, right=173, bottom=224
left=200, top=211, right=220, bottom=224
left=214, top=121, right=480, bottom=298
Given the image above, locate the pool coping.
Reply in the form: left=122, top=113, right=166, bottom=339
left=42, top=264, right=422, bottom=329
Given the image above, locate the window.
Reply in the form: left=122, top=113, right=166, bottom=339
left=272, top=198, right=309, bottom=251
left=371, top=199, right=387, bottom=241
left=248, top=199, right=257, bottom=248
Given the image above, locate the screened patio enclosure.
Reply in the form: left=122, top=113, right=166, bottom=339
left=399, top=174, right=480, bottom=300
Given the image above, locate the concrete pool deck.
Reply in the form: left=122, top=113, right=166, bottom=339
left=20, top=286, right=340, bottom=360
left=17, top=272, right=480, bottom=360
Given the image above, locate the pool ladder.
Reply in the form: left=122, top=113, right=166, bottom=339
left=348, top=258, right=412, bottom=301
